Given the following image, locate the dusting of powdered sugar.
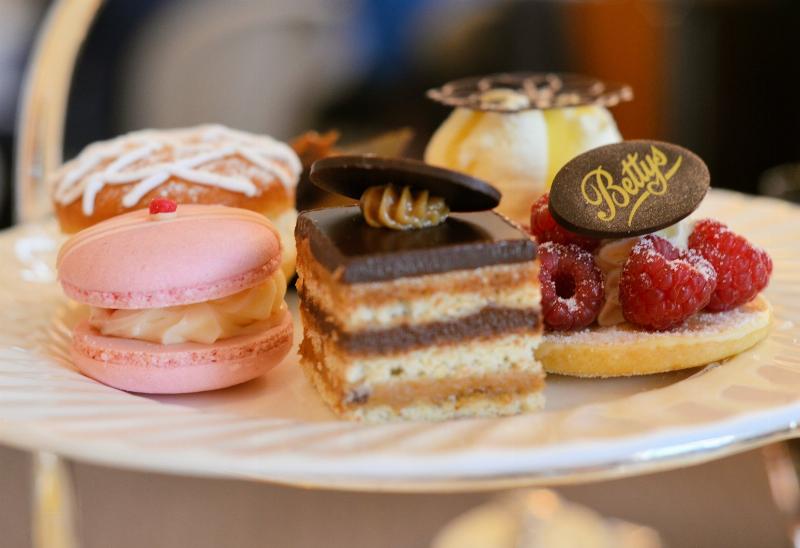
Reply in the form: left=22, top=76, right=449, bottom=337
left=689, top=249, right=716, bottom=281
left=594, top=219, right=698, bottom=327
left=695, top=217, right=770, bottom=256
left=564, top=297, right=580, bottom=313
left=629, top=234, right=716, bottom=283
left=544, top=302, right=763, bottom=344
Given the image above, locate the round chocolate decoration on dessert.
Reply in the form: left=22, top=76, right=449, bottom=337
left=427, top=72, right=633, bottom=113
left=310, top=155, right=501, bottom=212
left=549, top=140, right=710, bottom=238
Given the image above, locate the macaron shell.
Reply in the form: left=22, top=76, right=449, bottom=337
left=70, top=310, right=293, bottom=394
left=58, top=205, right=281, bottom=309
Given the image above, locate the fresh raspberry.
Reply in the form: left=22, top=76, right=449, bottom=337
left=529, top=193, right=600, bottom=251
left=538, top=242, right=604, bottom=330
left=689, top=219, right=773, bottom=311
left=149, top=198, right=177, bottom=214
left=620, top=235, right=717, bottom=330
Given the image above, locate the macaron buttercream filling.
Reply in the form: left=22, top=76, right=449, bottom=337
left=595, top=219, right=693, bottom=326
left=88, top=270, right=286, bottom=344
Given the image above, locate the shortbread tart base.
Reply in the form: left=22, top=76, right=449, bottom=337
left=536, top=295, right=772, bottom=378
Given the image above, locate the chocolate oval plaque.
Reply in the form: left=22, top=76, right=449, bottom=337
left=310, top=155, right=501, bottom=212
left=549, top=140, right=710, bottom=238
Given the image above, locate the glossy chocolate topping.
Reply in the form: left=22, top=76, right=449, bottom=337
left=295, top=206, right=536, bottom=283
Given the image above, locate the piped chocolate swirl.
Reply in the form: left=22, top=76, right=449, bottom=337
left=360, top=184, right=449, bottom=230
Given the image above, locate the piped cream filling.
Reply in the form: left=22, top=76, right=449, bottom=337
left=89, top=271, right=286, bottom=344
left=266, top=208, right=298, bottom=278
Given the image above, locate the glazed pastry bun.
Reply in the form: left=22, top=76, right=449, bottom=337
left=50, top=124, right=302, bottom=277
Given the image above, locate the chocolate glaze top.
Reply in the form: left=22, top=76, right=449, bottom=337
left=310, top=155, right=500, bottom=212
left=296, top=206, right=536, bottom=283
left=427, top=72, right=633, bottom=113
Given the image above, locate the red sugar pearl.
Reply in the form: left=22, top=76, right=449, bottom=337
left=149, top=198, right=178, bottom=215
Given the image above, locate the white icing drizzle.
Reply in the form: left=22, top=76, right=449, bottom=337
left=52, top=125, right=302, bottom=216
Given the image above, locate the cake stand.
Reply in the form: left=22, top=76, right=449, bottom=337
left=4, top=1, right=800, bottom=546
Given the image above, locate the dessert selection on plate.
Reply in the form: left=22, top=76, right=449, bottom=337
left=46, top=72, right=773, bottom=424
left=533, top=140, right=773, bottom=377
left=425, top=72, right=632, bottom=221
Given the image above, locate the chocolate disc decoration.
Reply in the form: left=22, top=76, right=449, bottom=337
left=310, top=155, right=501, bottom=212
left=549, top=140, right=710, bottom=239
left=427, top=72, right=633, bottom=113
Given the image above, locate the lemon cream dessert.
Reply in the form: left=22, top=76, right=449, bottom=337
left=425, top=73, right=632, bottom=222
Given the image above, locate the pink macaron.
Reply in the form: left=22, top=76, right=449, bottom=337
left=57, top=200, right=293, bottom=394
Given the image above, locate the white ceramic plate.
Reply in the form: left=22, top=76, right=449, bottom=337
left=1, top=190, right=799, bottom=492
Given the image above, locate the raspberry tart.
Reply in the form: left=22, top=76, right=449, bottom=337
left=532, top=141, right=773, bottom=377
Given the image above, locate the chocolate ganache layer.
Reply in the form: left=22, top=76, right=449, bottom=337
left=300, top=290, right=541, bottom=354
left=295, top=207, right=537, bottom=283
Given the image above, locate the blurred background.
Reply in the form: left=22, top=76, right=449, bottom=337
left=2, top=0, right=800, bottom=228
